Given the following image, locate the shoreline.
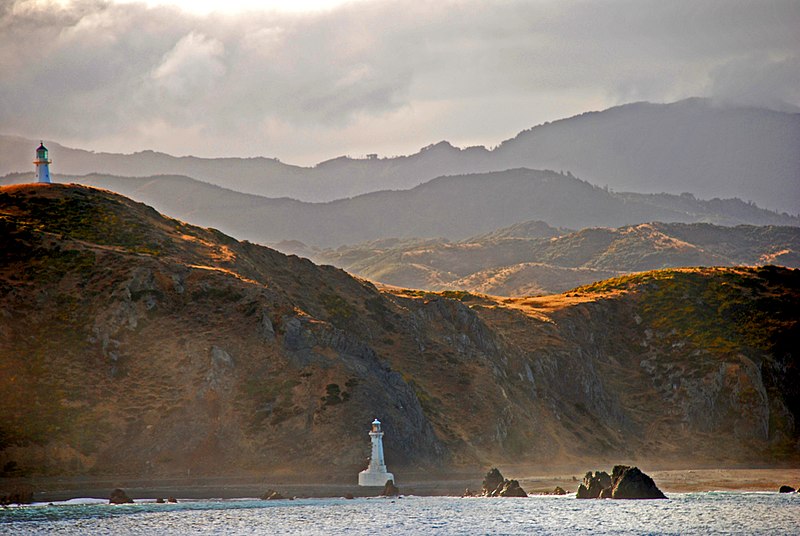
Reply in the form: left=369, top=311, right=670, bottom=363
left=4, top=468, right=798, bottom=503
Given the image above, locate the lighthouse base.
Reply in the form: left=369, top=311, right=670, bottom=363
left=358, top=469, right=395, bottom=487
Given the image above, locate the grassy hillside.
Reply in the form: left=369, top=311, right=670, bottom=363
left=1, top=184, right=797, bottom=481
left=315, top=221, right=800, bottom=295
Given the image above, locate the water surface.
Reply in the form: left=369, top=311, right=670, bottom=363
left=2, top=492, right=797, bottom=535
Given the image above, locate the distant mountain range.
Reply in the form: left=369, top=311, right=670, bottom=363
left=2, top=168, right=796, bottom=248
left=3, top=98, right=799, bottom=213
left=310, top=221, right=800, bottom=295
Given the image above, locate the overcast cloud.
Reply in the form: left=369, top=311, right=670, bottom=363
left=1, top=0, right=798, bottom=164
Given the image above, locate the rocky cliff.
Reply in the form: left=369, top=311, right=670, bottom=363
left=1, top=184, right=797, bottom=479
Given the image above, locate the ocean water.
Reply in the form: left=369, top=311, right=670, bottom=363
left=1, top=492, right=797, bottom=535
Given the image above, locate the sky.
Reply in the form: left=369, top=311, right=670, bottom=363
left=1, top=0, right=799, bottom=165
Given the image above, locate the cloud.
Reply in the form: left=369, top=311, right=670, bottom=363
left=709, top=55, right=800, bottom=112
left=1, top=0, right=798, bottom=163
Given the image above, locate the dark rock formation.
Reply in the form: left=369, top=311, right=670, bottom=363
left=576, top=471, right=612, bottom=499
left=481, top=468, right=505, bottom=496
left=261, top=489, right=285, bottom=500
left=552, top=486, right=567, bottom=495
left=779, top=485, right=796, bottom=493
left=479, top=468, right=527, bottom=497
left=382, top=479, right=400, bottom=496
left=494, top=480, right=528, bottom=497
left=576, top=466, right=665, bottom=500
left=109, top=488, right=134, bottom=504
left=610, top=465, right=666, bottom=500
left=345, top=493, right=354, bottom=499
left=167, top=497, right=178, bottom=503
left=156, top=497, right=165, bottom=504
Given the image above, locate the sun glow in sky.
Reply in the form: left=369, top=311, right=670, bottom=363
left=111, top=0, right=358, bottom=14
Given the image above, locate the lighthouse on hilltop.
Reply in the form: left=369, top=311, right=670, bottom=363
left=358, top=418, right=395, bottom=486
left=34, top=142, right=52, bottom=183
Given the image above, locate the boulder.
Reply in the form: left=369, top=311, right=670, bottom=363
left=156, top=498, right=165, bottom=504
left=109, top=488, right=134, bottom=504
left=345, top=493, right=354, bottom=500
left=552, top=486, right=567, bottom=496
left=778, top=485, right=796, bottom=493
left=167, top=497, right=178, bottom=503
left=381, top=479, right=400, bottom=496
left=610, top=465, right=666, bottom=500
left=576, top=471, right=611, bottom=499
left=494, top=479, right=527, bottom=497
left=481, top=468, right=505, bottom=496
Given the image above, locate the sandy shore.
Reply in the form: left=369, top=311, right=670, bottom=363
left=3, top=467, right=798, bottom=502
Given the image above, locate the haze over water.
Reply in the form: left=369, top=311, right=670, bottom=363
left=3, top=493, right=798, bottom=535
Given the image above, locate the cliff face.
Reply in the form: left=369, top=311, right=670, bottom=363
left=0, top=184, right=797, bottom=479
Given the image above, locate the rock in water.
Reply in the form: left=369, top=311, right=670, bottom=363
left=576, top=471, right=612, bottom=499
left=482, top=468, right=505, bottom=496
left=778, top=485, right=796, bottom=493
left=382, top=480, right=400, bottom=496
left=552, top=486, right=567, bottom=495
left=495, top=479, right=528, bottom=497
left=109, top=488, right=134, bottom=504
left=610, top=465, right=666, bottom=500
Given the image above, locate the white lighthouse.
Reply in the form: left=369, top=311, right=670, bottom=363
left=34, top=142, right=52, bottom=183
left=358, top=418, right=395, bottom=486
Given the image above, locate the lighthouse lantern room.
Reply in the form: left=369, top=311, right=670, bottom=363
left=358, top=418, right=395, bottom=486
left=34, top=142, right=52, bottom=183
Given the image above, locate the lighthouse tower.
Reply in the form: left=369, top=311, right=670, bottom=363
left=358, top=418, right=395, bottom=486
left=34, top=142, right=52, bottom=183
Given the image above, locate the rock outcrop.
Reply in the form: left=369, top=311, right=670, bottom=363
left=576, top=466, right=665, bottom=500
left=576, top=471, right=611, bottom=499
left=611, top=465, right=666, bottom=499
left=109, top=488, right=134, bottom=504
left=778, top=485, right=796, bottom=493
left=480, top=468, right=528, bottom=497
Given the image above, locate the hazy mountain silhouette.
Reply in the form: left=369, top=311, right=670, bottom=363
left=3, top=98, right=798, bottom=213
left=3, top=168, right=796, bottom=248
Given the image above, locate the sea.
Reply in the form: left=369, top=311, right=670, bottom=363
left=1, top=492, right=798, bottom=535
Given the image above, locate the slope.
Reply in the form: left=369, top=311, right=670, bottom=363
left=0, top=184, right=797, bottom=481
left=316, top=222, right=800, bottom=295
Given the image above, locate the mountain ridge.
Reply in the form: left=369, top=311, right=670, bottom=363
left=1, top=184, right=797, bottom=479
left=3, top=168, right=796, bottom=249
left=3, top=98, right=799, bottom=213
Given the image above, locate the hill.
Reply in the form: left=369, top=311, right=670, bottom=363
left=314, top=221, right=800, bottom=295
left=2, top=169, right=797, bottom=249
left=3, top=99, right=799, bottom=213
left=0, top=184, right=798, bottom=481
